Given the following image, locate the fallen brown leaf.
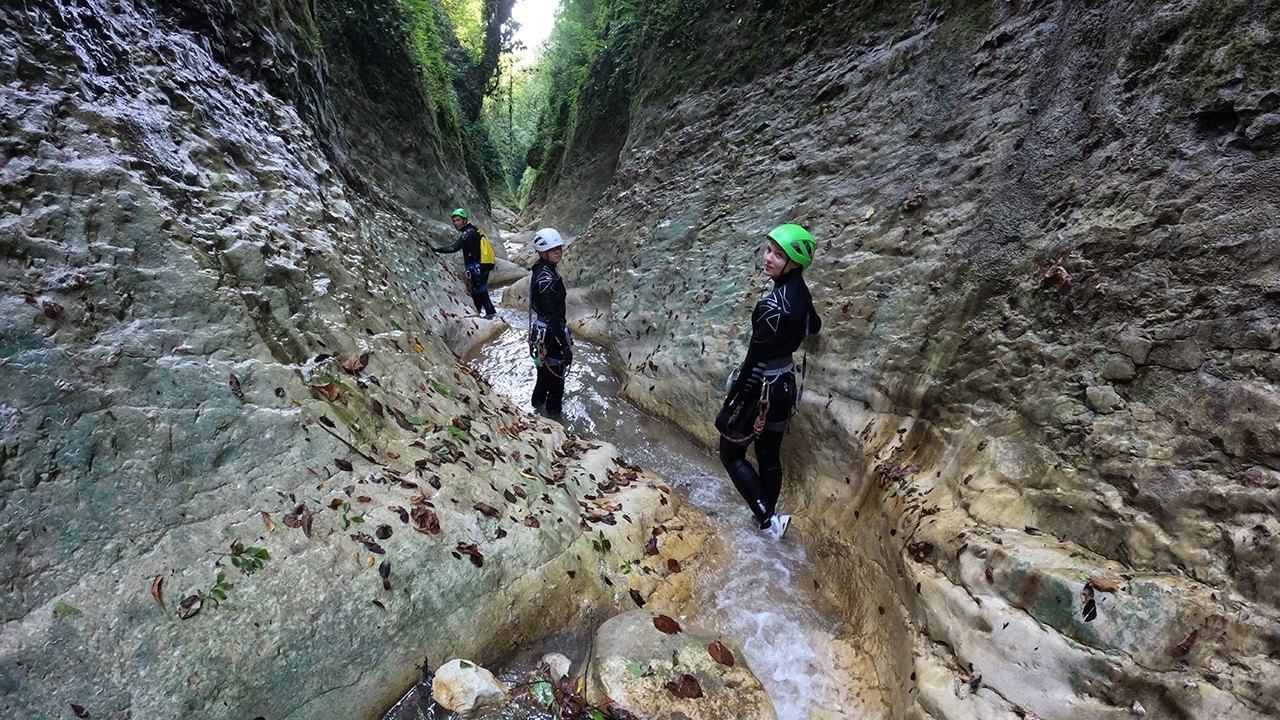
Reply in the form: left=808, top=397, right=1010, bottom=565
left=456, top=542, right=484, bottom=567
left=708, top=640, right=734, bottom=667
left=342, top=352, right=369, bottom=373
left=178, top=594, right=202, bottom=620
left=664, top=673, right=702, bottom=699
left=311, top=383, right=340, bottom=402
left=260, top=511, right=275, bottom=532
left=411, top=505, right=441, bottom=535
left=653, top=614, right=682, bottom=635
left=1088, top=575, right=1121, bottom=593
left=149, top=575, right=165, bottom=611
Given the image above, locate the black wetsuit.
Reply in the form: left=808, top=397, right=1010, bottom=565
left=529, top=258, right=572, bottom=415
left=434, top=223, right=495, bottom=316
left=715, top=267, right=821, bottom=527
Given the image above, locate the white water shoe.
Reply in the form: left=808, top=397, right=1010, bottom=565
left=765, top=514, right=791, bottom=540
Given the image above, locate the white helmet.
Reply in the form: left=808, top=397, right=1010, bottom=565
left=533, top=228, right=564, bottom=252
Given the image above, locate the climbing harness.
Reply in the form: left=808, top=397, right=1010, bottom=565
left=718, top=356, right=794, bottom=445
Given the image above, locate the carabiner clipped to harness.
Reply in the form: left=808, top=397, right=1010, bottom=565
left=528, top=318, right=547, bottom=368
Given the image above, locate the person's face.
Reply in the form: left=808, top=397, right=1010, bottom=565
left=762, top=239, right=792, bottom=279
left=542, top=246, right=564, bottom=263
left=451, top=216, right=466, bottom=230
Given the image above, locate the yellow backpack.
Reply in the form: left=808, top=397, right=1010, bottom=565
left=478, top=228, right=495, bottom=266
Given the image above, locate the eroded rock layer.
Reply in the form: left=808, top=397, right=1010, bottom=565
left=0, top=1, right=670, bottom=718
left=544, top=2, right=1280, bottom=718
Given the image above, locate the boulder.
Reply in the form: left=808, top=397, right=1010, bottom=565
left=432, top=659, right=509, bottom=715
left=489, top=258, right=527, bottom=288
left=585, top=611, right=776, bottom=720
left=542, top=652, right=572, bottom=682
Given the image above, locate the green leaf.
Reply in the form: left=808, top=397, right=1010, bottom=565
left=211, top=588, right=226, bottom=600
left=626, top=660, right=646, bottom=677
left=52, top=601, right=82, bottom=618
left=531, top=680, right=554, bottom=707
left=459, top=660, right=475, bottom=668
left=590, top=711, right=607, bottom=720
left=351, top=515, right=364, bottom=524
left=404, top=412, right=428, bottom=425
left=429, top=379, right=452, bottom=397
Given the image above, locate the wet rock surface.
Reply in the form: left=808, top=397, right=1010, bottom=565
left=586, top=610, right=776, bottom=720
left=537, top=2, right=1280, bottom=718
left=0, top=2, right=676, bottom=719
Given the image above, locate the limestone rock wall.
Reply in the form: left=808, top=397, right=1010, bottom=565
left=0, top=1, right=667, bottom=718
left=544, top=2, right=1280, bottom=717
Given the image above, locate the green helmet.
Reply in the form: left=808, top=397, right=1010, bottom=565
left=767, top=223, right=815, bottom=268
left=450, top=208, right=468, bottom=220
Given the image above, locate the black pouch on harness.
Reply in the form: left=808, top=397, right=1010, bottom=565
left=716, top=382, right=767, bottom=446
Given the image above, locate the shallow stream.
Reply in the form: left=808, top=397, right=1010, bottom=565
left=384, top=289, right=872, bottom=720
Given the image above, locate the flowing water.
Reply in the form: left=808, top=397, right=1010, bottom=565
left=385, top=287, right=872, bottom=720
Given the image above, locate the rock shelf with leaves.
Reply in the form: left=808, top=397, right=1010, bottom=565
left=0, top=1, right=678, bottom=719
left=529, top=1, right=1280, bottom=718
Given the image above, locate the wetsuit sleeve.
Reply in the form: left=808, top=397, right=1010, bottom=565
left=434, top=233, right=465, bottom=253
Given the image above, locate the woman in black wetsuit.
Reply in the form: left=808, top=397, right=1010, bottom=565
left=528, top=228, right=572, bottom=417
left=715, top=224, right=821, bottom=539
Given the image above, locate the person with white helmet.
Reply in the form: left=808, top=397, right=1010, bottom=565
left=528, top=228, right=572, bottom=417
left=715, top=224, right=822, bottom=540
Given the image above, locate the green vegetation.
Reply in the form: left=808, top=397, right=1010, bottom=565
left=1124, top=0, right=1280, bottom=111
left=228, top=542, right=272, bottom=575
left=518, top=0, right=995, bottom=208
left=315, top=0, right=519, bottom=202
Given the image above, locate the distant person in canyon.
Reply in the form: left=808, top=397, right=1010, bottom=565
left=528, top=228, right=573, bottom=418
left=715, top=224, right=822, bottom=540
left=431, top=208, right=497, bottom=318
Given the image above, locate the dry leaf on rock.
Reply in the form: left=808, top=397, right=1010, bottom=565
left=653, top=614, right=681, bottom=635
left=456, top=542, right=484, bottom=567
left=411, top=505, right=441, bottom=535
left=260, top=511, right=275, bottom=532
left=708, top=640, right=734, bottom=667
left=342, top=352, right=369, bottom=373
left=311, top=383, right=340, bottom=402
left=70, top=703, right=89, bottom=718
left=335, top=458, right=353, bottom=472
left=178, top=594, right=202, bottom=620
left=664, top=673, right=703, bottom=699
left=474, top=502, right=500, bottom=518
left=149, top=576, right=165, bottom=611
left=1088, top=575, right=1121, bottom=593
